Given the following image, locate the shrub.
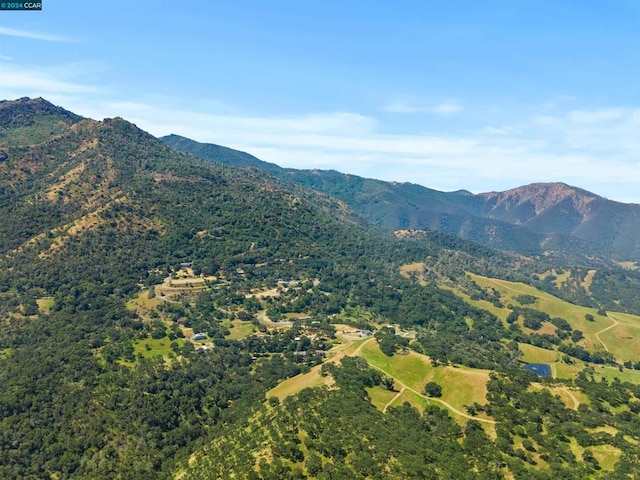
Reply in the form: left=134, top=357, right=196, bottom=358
left=425, top=381, right=443, bottom=397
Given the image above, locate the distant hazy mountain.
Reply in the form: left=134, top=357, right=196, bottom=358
left=479, top=183, right=640, bottom=257
left=161, top=135, right=640, bottom=261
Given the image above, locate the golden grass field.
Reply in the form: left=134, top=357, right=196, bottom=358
left=267, top=335, right=370, bottom=400
left=358, top=341, right=490, bottom=410
left=590, top=444, right=623, bottom=471
left=598, top=312, right=640, bottom=362
left=125, top=289, right=164, bottom=311
left=267, top=366, right=329, bottom=401
left=519, top=343, right=561, bottom=364
left=388, top=388, right=427, bottom=413
left=468, top=273, right=640, bottom=365
left=366, top=385, right=400, bottom=411
left=267, top=334, right=494, bottom=425
left=581, top=269, right=597, bottom=291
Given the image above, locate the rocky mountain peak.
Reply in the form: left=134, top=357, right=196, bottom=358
left=480, top=182, right=599, bottom=217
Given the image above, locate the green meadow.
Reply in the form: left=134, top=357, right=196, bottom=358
left=133, top=337, right=183, bottom=360
left=225, top=319, right=257, bottom=340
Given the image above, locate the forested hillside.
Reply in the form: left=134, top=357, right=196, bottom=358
left=162, top=134, right=640, bottom=263
left=1, top=98, right=639, bottom=479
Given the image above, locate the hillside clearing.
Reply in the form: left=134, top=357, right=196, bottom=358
left=597, top=313, right=640, bottom=362
left=582, top=269, right=597, bottom=291
left=519, top=343, right=560, bottom=364
left=267, top=336, right=371, bottom=400
left=359, top=341, right=494, bottom=424
left=36, top=297, right=55, bottom=313
left=367, top=385, right=400, bottom=411
left=267, top=366, right=329, bottom=401
left=224, top=320, right=256, bottom=340
left=267, top=333, right=495, bottom=425
left=387, top=388, right=425, bottom=414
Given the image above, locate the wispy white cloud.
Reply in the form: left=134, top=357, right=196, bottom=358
left=383, top=100, right=463, bottom=115
left=432, top=102, right=463, bottom=114
left=85, top=103, right=377, bottom=138
left=480, top=126, right=522, bottom=136
left=0, top=26, right=72, bottom=43
left=0, top=65, right=102, bottom=96
left=568, top=108, right=624, bottom=125
left=535, top=107, right=640, bottom=154
left=383, top=102, right=426, bottom=114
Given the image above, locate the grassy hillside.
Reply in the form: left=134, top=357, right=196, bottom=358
left=184, top=349, right=640, bottom=479
left=268, top=335, right=493, bottom=425
left=467, top=273, right=640, bottom=363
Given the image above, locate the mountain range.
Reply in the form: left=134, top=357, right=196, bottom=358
left=162, top=134, right=640, bottom=262
left=3, top=97, right=636, bottom=264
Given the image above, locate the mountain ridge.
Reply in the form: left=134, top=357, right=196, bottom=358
left=0, top=96, right=83, bottom=126
left=161, top=134, right=640, bottom=262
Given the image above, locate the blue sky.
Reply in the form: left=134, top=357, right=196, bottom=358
left=1, top=0, right=639, bottom=202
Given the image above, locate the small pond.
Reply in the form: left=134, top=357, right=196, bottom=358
left=523, top=363, right=552, bottom=377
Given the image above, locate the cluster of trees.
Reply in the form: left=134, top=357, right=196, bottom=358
left=0, top=287, right=306, bottom=478
left=506, top=306, right=582, bottom=346
left=374, top=326, right=409, bottom=356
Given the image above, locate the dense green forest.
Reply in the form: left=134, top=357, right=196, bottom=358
left=1, top=98, right=639, bottom=479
